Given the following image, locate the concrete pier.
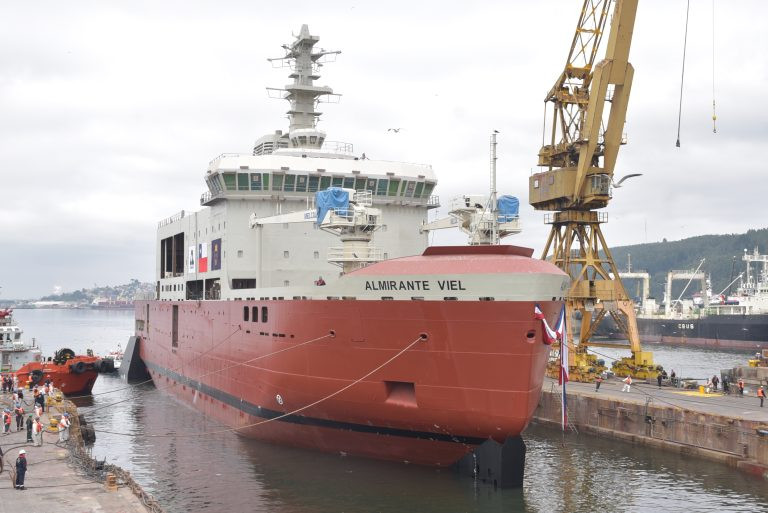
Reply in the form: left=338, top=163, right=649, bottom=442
left=0, top=396, right=154, bottom=512
left=534, top=376, right=768, bottom=479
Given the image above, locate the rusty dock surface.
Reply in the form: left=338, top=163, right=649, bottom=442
left=0, top=395, right=157, bottom=512
left=534, top=376, right=768, bottom=479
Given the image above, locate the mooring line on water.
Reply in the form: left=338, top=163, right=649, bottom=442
left=84, top=330, right=333, bottom=415
left=90, top=334, right=425, bottom=438
left=68, top=324, right=245, bottom=400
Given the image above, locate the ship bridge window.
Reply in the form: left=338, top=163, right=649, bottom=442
left=272, top=174, right=284, bottom=191
left=423, top=182, right=436, bottom=198
left=354, top=177, right=367, bottom=190
left=308, top=176, right=320, bottom=192
left=414, top=182, right=424, bottom=197
left=365, top=179, right=376, bottom=192
left=295, top=175, right=307, bottom=192
left=343, top=177, right=355, bottom=189
left=14, top=333, right=20, bottom=340
left=388, top=179, right=401, bottom=196
left=332, top=177, right=343, bottom=187
left=232, top=279, right=256, bottom=289
left=309, top=136, right=317, bottom=144
left=376, top=179, right=388, bottom=196
left=403, top=181, right=416, bottom=197
left=299, top=136, right=307, bottom=145
left=284, top=174, right=295, bottom=192
left=237, top=173, right=249, bottom=191
left=320, top=176, right=331, bottom=190
left=250, top=173, right=262, bottom=191
left=222, top=173, right=236, bottom=191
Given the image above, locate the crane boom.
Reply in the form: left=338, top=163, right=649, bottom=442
left=533, top=0, right=658, bottom=382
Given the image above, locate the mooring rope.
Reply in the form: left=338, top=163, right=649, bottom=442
left=91, top=334, right=425, bottom=438
left=84, top=330, right=333, bottom=415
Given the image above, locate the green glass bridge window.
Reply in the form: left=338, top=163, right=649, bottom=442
left=262, top=173, right=270, bottom=189
left=250, top=173, right=262, bottom=191
left=284, top=174, right=295, bottom=192
left=423, top=182, right=435, bottom=198
left=272, top=174, right=283, bottom=191
left=237, top=173, right=249, bottom=191
left=332, top=177, right=343, bottom=187
left=404, top=181, right=416, bottom=197
left=414, top=182, right=424, bottom=197
left=222, top=173, right=236, bottom=191
left=376, top=179, right=388, bottom=196
left=388, top=179, right=400, bottom=196
left=308, top=176, right=320, bottom=192
left=295, top=175, right=307, bottom=192
left=343, top=177, right=355, bottom=189
left=321, top=176, right=332, bottom=190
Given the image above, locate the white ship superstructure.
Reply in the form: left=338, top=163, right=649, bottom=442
left=155, top=25, right=438, bottom=301
left=0, top=309, right=43, bottom=372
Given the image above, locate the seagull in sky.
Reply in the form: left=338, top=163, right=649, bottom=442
left=387, top=128, right=401, bottom=133
left=611, top=173, right=643, bottom=188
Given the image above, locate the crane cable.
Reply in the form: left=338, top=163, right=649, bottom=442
left=675, top=0, right=691, bottom=148
left=711, top=0, right=717, bottom=133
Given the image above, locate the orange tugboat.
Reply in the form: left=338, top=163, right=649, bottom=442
left=16, top=349, right=100, bottom=395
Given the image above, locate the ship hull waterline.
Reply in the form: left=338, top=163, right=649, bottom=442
left=134, top=298, right=560, bottom=466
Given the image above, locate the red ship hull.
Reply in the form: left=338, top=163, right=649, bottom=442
left=134, top=298, right=562, bottom=465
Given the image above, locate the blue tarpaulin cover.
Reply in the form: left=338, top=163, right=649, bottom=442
left=315, top=187, right=349, bottom=225
left=497, top=195, right=519, bottom=220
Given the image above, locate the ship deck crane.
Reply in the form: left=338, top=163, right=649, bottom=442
left=531, top=0, right=659, bottom=381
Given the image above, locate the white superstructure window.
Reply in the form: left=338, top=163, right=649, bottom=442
left=313, top=251, right=319, bottom=259
left=238, top=250, right=244, bottom=258
left=283, top=251, right=290, bottom=258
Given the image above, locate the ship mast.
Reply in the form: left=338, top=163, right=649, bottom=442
left=267, top=25, right=341, bottom=150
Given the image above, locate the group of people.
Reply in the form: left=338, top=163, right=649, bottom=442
left=0, top=374, right=71, bottom=490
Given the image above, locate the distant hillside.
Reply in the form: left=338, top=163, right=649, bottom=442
left=39, top=279, right=154, bottom=303
left=610, top=228, right=768, bottom=300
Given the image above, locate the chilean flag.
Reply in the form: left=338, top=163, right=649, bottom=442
left=555, top=305, right=569, bottom=431
left=536, top=304, right=559, bottom=345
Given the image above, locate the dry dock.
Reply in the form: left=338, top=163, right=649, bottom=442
left=0, top=396, right=157, bottom=512
left=534, top=376, right=768, bottom=478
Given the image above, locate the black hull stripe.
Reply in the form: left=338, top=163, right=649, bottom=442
left=144, top=360, right=487, bottom=446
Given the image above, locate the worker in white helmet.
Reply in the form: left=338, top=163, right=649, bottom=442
left=58, top=412, right=70, bottom=442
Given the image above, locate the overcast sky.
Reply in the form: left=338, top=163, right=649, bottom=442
left=1, top=0, right=766, bottom=298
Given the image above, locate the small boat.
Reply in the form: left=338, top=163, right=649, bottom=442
left=104, top=343, right=124, bottom=370
left=16, top=348, right=100, bottom=395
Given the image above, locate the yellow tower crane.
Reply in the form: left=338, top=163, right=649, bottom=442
left=531, top=0, right=659, bottom=381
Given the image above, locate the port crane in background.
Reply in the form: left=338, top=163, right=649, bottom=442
left=530, top=0, right=659, bottom=381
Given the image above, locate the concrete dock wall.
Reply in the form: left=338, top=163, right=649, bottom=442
left=533, top=389, right=768, bottom=479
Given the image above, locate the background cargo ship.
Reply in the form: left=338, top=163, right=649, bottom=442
left=598, top=248, right=768, bottom=350
left=131, top=26, right=568, bottom=475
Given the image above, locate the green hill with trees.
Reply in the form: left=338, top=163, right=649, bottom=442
left=610, top=228, right=768, bottom=301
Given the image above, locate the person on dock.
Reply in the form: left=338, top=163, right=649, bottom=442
left=35, top=387, right=45, bottom=413
left=32, top=416, right=43, bottom=447
left=657, top=373, right=663, bottom=389
left=13, top=375, right=18, bottom=391
left=738, top=378, right=745, bottom=397
left=670, top=369, right=677, bottom=387
left=14, top=405, right=24, bottom=431
left=25, top=414, right=33, bottom=443
left=622, top=375, right=632, bottom=392
left=595, top=375, right=603, bottom=391
left=3, top=409, right=11, bottom=434
left=58, top=412, right=70, bottom=443
left=759, top=386, right=765, bottom=408
left=15, top=449, right=26, bottom=490
left=712, top=375, right=719, bottom=391
left=723, top=377, right=730, bottom=394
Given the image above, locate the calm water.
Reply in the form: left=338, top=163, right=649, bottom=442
left=10, top=309, right=768, bottom=512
